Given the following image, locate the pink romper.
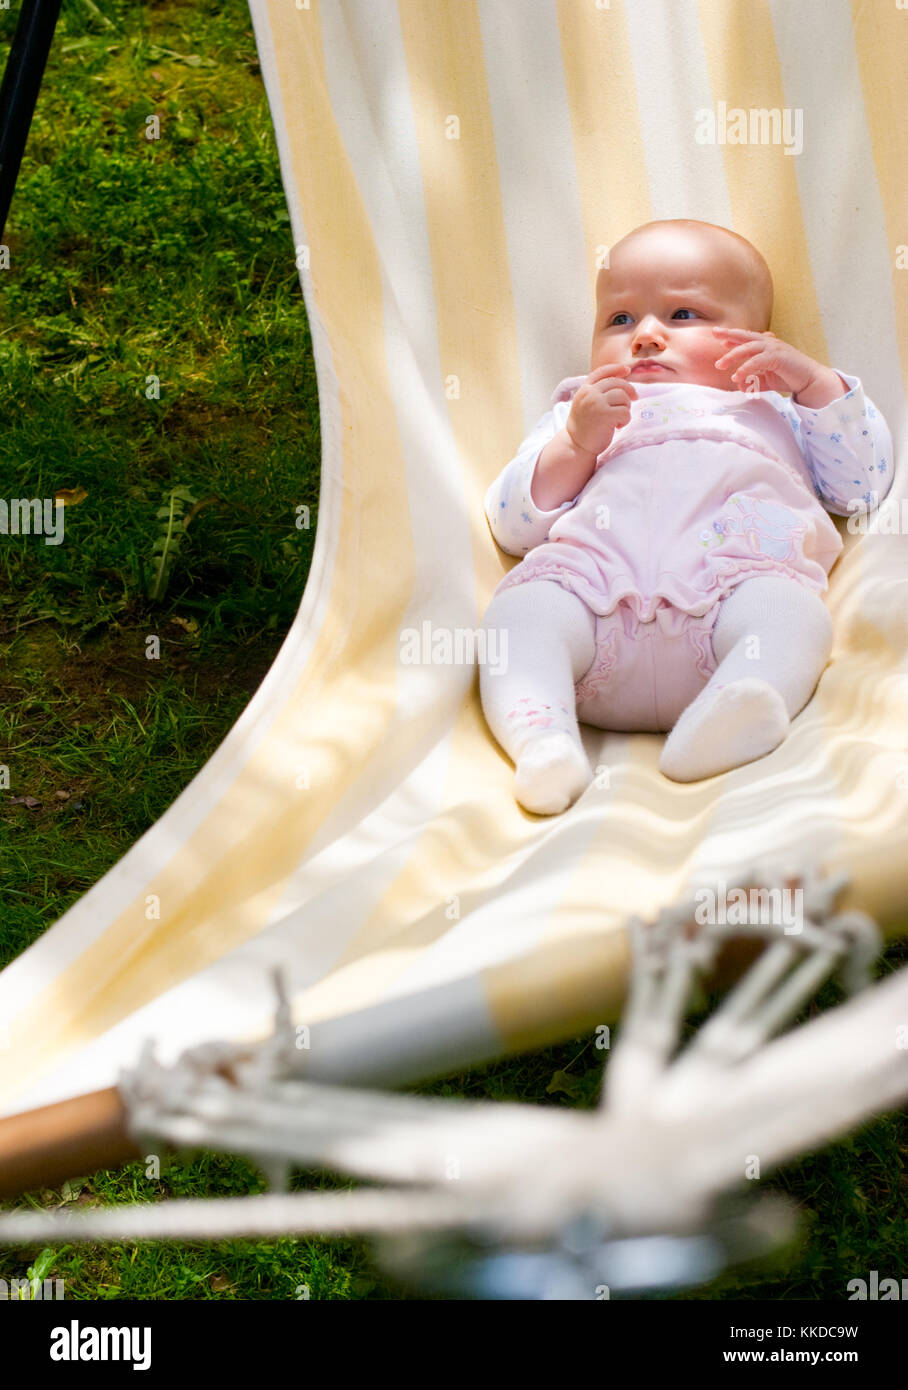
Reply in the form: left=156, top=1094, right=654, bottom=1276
left=485, top=373, right=892, bottom=732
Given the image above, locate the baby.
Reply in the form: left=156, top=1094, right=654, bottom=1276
left=480, top=219, right=893, bottom=815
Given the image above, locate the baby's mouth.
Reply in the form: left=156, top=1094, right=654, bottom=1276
left=630, top=360, right=672, bottom=373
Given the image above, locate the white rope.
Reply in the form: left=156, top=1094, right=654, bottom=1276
left=604, top=863, right=878, bottom=1114
left=0, top=862, right=902, bottom=1264
left=0, top=1189, right=483, bottom=1243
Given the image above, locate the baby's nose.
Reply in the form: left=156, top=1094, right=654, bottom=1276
left=631, top=317, right=667, bottom=350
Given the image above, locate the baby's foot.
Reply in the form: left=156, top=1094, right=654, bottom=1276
left=659, top=678, right=789, bottom=783
left=514, top=732, right=592, bottom=815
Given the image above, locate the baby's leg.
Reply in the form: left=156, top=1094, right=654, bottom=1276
left=480, top=579, right=597, bottom=814
left=659, top=575, right=833, bottom=782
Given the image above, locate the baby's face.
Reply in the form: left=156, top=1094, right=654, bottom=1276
left=591, top=227, right=760, bottom=390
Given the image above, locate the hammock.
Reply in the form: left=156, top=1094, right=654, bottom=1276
left=0, top=0, right=905, bottom=1197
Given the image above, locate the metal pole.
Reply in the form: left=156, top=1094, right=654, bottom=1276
left=0, top=0, right=62, bottom=243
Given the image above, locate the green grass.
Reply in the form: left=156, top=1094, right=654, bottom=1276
left=0, top=0, right=905, bottom=1301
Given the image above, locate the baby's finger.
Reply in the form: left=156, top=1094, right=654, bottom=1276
left=587, top=362, right=632, bottom=383
left=711, top=326, right=765, bottom=340
left=605, top=380, right=638, bottom=401
left=728, top=351, right=774, bottom=383
left=714, top=341, right=764, bottom=368
left=602, top=392, right=637, bottom=414
left=585, top=378, right=638, bottom=404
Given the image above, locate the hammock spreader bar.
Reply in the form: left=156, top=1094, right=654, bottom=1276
left=0, top=866, right=901, bottom=1303
left=0, top=866, right=890, bottom=1212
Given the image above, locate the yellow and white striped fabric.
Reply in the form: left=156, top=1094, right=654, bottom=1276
left=1, top=0, right=906, bottom=1117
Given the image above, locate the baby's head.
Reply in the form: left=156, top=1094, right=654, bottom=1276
left=591, top=220, right=773, bottom=390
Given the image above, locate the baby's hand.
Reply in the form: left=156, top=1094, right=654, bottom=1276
left=566, top=364, right=638, bottom=456
left=712, top=328, right=824, bottom=396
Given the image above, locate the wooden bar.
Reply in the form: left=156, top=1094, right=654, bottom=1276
left=0, top=1087, right=140, bottom=1199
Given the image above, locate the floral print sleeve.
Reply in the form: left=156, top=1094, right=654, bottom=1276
left=484, top=401, right=581, bottom=556
left=779, top=371, right=894, bottom=517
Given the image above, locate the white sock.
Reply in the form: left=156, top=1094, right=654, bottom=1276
left=659, top=576, right=833, bottom=782
left=513, top=731, right=593, bottom=816
left=479, top=580, right=597, bottom=814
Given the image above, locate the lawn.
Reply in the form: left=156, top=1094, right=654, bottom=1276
left=0, top=0, right=904, bottom=1301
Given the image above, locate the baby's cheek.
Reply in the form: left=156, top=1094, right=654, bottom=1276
left=693, top=335, right=722, bottom=365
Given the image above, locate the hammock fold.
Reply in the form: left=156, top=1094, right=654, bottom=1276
left=1, top=0, right=906, bottom=1120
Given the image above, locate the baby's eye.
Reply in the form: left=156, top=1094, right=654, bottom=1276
left=673, top=308, right=698, bottom=319
left=609, top=312, right=632, bottom=326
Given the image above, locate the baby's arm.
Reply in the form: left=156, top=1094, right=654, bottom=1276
left=485, top=367, right=637, bottom=555
left=484, top=401, right=583, bottom=556
left=787, top=372, right=894, bottom=516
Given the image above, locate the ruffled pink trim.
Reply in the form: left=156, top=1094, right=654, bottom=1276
left=574, top=623, right=619, bottom=704
left=708, top=554, right=828, bottom=596
left=687, top=612, right=720, bottom=681
left=494, top=556, right=827, bottom=627
left=601, top=423, right=770, bottom=462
